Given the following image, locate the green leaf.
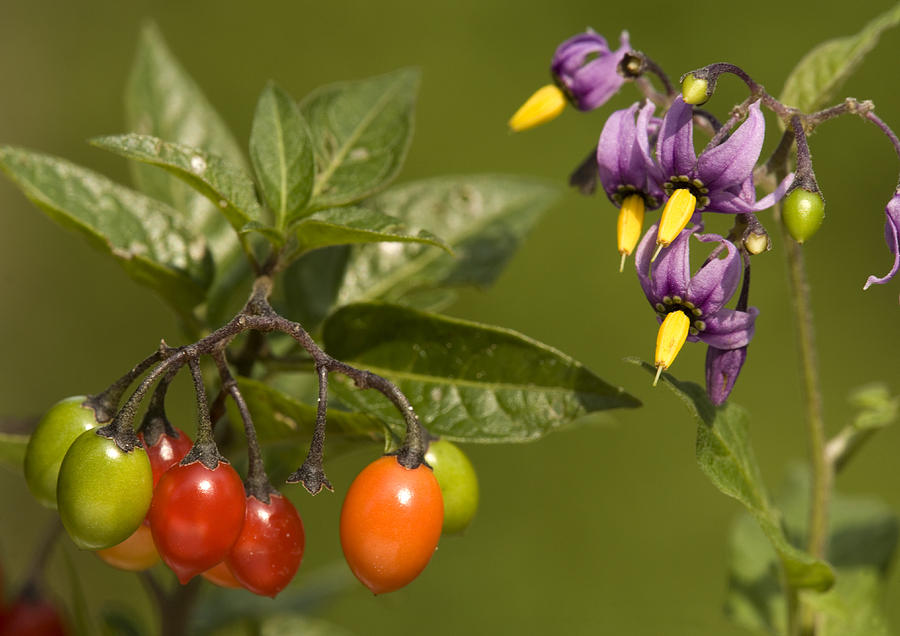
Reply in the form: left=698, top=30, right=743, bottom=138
left=298, top=175, right=559, bottom=318
left=725, top=465, right=899, bottom=634
left=324, top=304, right=640, bottom=443
left=779, top=4, right=900, bottom=113
left=804, top=570, right=892, bottom=636
left=302, top=68, right=419, bottom=208
left=628, top=359, right=834, bottom=592
left=284, top=206, right=450, bottom=260
left=848, top=383, right=898, bottom=431
left=126, top=23, right=247, bottom=266
left=0, top=147, right=211, bottom=313
left=0, top=433, right=28, bottom=471
left=91, top=134, right=264, bottom=234
left=250, top=83, right=315, bottom=229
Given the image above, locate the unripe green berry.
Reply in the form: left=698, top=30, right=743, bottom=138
left=782, top=188, right=825, bottom=243
left=681, top=74, right=709, bottom=105
left=24, top=396, right=101, bottom=508
left=424, top=440, right=479, bottom=534
left=57, top=430, right=153, bottom=550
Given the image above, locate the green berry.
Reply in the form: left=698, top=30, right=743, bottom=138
left=424, top=440, right=479, bottom=534
left=57, top=430, right=153, bottom=550
left=783, top=188, right=825, bottom=243
left=24, top=396, right=101, bottom=508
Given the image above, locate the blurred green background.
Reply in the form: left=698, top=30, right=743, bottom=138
left=1, top=0, right=899, bottom=634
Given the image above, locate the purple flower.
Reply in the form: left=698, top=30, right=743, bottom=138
left=551, top=30, right=631, bottom=111
left=863, top=190, right=900, bottom=297
left=597, top=101, right=664, bottom=209
left=651, top=96, right=793, bottom=250
left=706, top=346, right=747, bottom=406
left=635, top=223, right=758, bottom=402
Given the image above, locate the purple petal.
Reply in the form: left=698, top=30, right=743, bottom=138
left=699, top=307, right=759, bottom=349
left=705, top=346, right=747, bottom=406
left=635, top=223, right=694, bottom=304
left=697, top=101, right=765, bottom=191
left=551, top=31, right=610, bottom=78
left=864, top=191, right=900, bottom=291
left=686, top=233, right=742, bottom=315
left=657, top=96, right=695, bottom=178
left=569, top=51, right=628, bottom=110
left=635, top=101, right=664, bottom=192
left=597, top=104, right=639, bottom=199
left=752, top=172, right=795, bottom=211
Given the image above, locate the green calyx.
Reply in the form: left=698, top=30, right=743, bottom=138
left=782, top=188, right=826, bottom=243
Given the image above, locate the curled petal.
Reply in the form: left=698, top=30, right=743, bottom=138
left=705, top=346, right=747, bottom=406
left=699, top=307, right=758, bottom=349
left=863, top=192, right=900, bottom=291
left=656, top=96, right=695, bottom=179
left=570, top=50, right=629, bottom=111
left=551, top=31, right=610, bottom=78
left=752, top=172, right=795, bottom=211
left=697, top=101, right=765, bottom=191
left=687, top=233, right=741, bottom=315
left=635, top=223, right=694, bottom=305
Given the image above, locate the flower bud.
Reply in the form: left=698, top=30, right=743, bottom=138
left=782, top=188, right=825, bottom=243
left=681, top=73, right=709, bottom=105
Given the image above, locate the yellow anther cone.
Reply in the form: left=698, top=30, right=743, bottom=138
left=654, top=188, right=697, bottom=261
left=617, top=194, right=645, bottom=272
left=653, top=311, right=690, bottom=385
left=509, top=85, right=566, bottom=132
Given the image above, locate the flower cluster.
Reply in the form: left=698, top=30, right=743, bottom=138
left=511, top=29, right=900, bottom=405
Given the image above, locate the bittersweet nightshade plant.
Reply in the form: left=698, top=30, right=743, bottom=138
left=511, top=5, right=900, bottom=636
left=0, top=22, right=644, bottom=636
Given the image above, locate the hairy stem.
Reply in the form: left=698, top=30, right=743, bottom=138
left=776, top=163, right=830, bottom=635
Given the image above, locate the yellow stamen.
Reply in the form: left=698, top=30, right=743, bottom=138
left=655, top=188, right=697, bottom=259
left=508, top=85, right=567, bottom=132
left=617, top=194, right=645, bottom=272
left=653, top=311, right=690, bottom=385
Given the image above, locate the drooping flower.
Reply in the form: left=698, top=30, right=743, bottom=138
left=635, top=223, right=758, bottom=403
left=705, top=346, right=747, bottom=407
left=596, top=101, right=664, bottom=270
left=652, top=96, right=792, bottom=254
left=509, top=30, right=631, bottom=132
left=863, top=190, right=900, bottom=298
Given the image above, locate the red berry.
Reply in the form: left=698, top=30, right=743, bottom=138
left=340, top=455, right=443, bottom=594
left=148, top=459, right=245, bottom=583
left=140, top=427, right=193, bottom=488
left=226, top=493, right=305, bottom=597
left=0, top=595, right=67, bottom=636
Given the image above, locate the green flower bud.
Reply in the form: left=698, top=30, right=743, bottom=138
left=681, top=74, right=709, bottom=105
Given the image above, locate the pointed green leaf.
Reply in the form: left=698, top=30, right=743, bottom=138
left=91, top=134, right=264, bottom=235
left=284, top=206, right=449, bottom=260
left=0, top=433, right=28, bottom=472
left=324, top=304, right=639, bottom=443
left=250, top=83, right=315, bottom=230
left=285, top=175, right=559, bottom=321
left=0, top=147, right=211, bottom=313
left=780, top=4, right=900, bottom=113
left=126, top=23, right=246, bottom=266
left=725, top=466, right=898, bottom=634
left=628, top=359, right=834, bottom=591
left=302, top=68, right=419, bottom=208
